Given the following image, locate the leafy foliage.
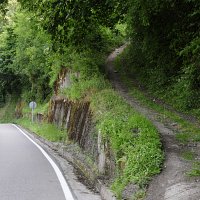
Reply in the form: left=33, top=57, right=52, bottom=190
left=116, top=0, right=200, bottom=111
left=0, top=0, right=127, bottom=102
left=12, top=11, right=52, bottom=101
left=18, top=0, right=128, bottom=49
left=43, top=74, right=165, bottom=193
left=0, top=1, right=21, bottom=97
left=0, top=1, right=53, bottom=101
left=0, top=0, right=7, bottom=4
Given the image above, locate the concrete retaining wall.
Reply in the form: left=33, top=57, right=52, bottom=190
left=47, top=96, right=115, bottom=177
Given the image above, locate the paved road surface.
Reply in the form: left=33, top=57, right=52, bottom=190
left=0, top=124, right=75, bottom=200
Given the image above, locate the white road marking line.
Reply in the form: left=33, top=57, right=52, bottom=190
left=12, top=124, right=75, bottom=200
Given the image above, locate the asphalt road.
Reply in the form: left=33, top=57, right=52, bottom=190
left=0, top=124, right=75, bottom=200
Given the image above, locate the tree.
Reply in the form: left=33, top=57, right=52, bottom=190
left=0, top=0, right=21, bottom=98
left=18, top=0, right=128, bottom=49
left=0, top=0, right=52, bottom=101
left=12, top=10, right=52, bottom=101
left=126, top=0, right=200, bottom=109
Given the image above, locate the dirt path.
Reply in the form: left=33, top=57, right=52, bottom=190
left=106, top=46, right=200, bottom=200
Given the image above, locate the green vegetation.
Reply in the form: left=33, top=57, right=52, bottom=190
left=0, top=0, right=127, bottom=102
left=131, top=190, right=146, bottom=200
left=181, top=151, right=195, bottom=161
left=115, top=54, right=200, bottom=181
left=113, top=68, right=200, bottom=144
left=18, top=0, right=128, bottom=48
left=0, top=97, right=65, bottom=142
left=1, top=0, right=199, bottom=198
left=60, top=76, right=110, bottom=101
left=59, top=74, right=164, bottom=197
left=16, top=118, right=66, bottom=142
left=0, top=1, right=163, bottom=197
left=116, top=0, right=200, bottom=113
left=187, top=162, right=200, bottom=177
left=0, top=95, right=17, bottom=123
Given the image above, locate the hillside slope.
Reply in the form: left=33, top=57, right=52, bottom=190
left=107, top=46, right=200, bottom=200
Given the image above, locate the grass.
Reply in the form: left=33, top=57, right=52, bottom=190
left=181, top=151, right=195, bottom=161
left=0, top=97, right=63, bottom=142
left=60, top=75, right=110, bottom=101
left=90, top=88, right=164, bottom=198
left=175, top=133, right=192, bottom=144
left=131, top=189, right=146, bottom=200
left=0, top=96, right=65, bottom=142
left=115, top=74, right=200, bottom=143
left=182, top=152, right=200, bottom=178
left=187, top=162, right=200, bottom=177
left=16, top=117, right=66, bottom=142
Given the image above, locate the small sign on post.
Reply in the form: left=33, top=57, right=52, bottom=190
left=29, top=101, right=37, bottom=123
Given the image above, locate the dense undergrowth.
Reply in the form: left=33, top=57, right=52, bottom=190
left=115, top=46, right=200, bottom=119
left=114, top=61, right=200, bottom=144
left=0, top=46, right=164, bottom=199
left=125, top=0, right=200, bottom=112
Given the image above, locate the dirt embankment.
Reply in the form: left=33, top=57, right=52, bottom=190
left=106, top=46, right=200, bottom=200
